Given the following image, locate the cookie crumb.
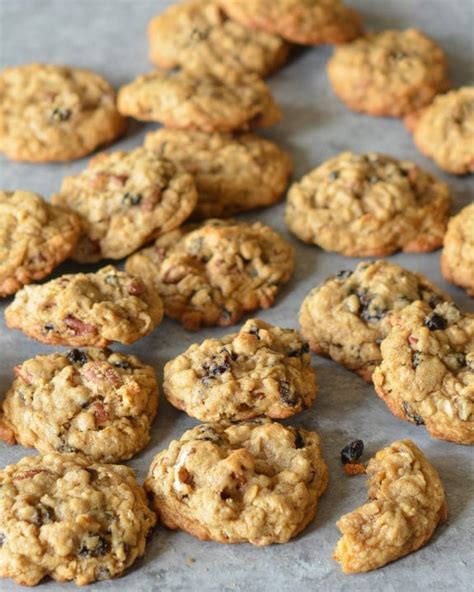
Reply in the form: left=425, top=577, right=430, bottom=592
left=343, top=463, right=366, bottom=476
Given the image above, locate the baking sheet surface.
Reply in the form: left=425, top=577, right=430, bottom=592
left=0, top=1, right=473, bottom=590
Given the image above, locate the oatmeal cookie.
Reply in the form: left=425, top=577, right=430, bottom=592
left=163, top=318, right=317, bottom=421
left=0, top=453, right=156, bottom=586
left=299, top=261, right=450, bottom=381
left=373, top=302, right=474, bottom=445
left=441, top=204, right=474, bottom=296
left=411, top=87, right=474, bottom=174
left=0, top=349, right=158, bottom=462
left=333, top=439, right=447, bottom=573
left=285, top=152, right=451, bottom=256
left=0, top=63, right=125, bottom=162
left=145, top=419, right=328, bottom=545
left=125, top=220, right=294, bottom=330
left=148, top=0, right=289, bottom=78
left=5, top=266, right=163, bottom=347
left=51, top=147, right=197, bottom=263
left=218, top=0, right=361, bottom=46
left=0, top=190, right=80, bottom=297
left=327, top=29, right=449, bottom=117
left=144, top=129, right=293, bottom=218
left=117, top=70, right=281, bottom=131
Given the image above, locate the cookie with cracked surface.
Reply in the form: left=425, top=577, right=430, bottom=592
left=411, top=87, right=474, bottom=174
left=299, top=261, right=450, bottom=381
left=441, top=204, right=474, bottom=296
left=5, top=265, right=163, bottom=347
left=164, top=318, right=316, bottom=421
left=145, top=419, right=328, bottom=545
left=117, top=70, right=281, bottom=131
left=0, top=190, right=80, bottom=297
left=0, top=452, right=156, bottom=586
left=285, top=152, right=451, bottom=256
left=373, top=301, right=474, bottom=445
left=0, top=63, right=125, bottom=162
left=333, top=439, right=447, bottom=573
left=145, top=129, right=293, bottom=218
left=148, top=0, right=289, bottom=78
left=51, top=147, right=197, bottom=263
left=125, top=220, right=294, bottom=330
left=0, top=349, right=158, bottom=462
left=327, top=29, right=449, bottom=117
left=218, top=0, right=361, bottom=45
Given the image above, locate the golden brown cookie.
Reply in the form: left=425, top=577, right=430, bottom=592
left=163, top=318, right=317, bottom=421
left=5, top=266, right=163, bottom=347
left=218, top=0, right=362, bottom=45
left=285, top=152, right=451, bottom=256
left=411, top=87, right=474, bottom=174
left=144, top=129, right=293, bottom=218
left=299, top=261, right=450, bottom=381
left=51, top=147, right=197, bottom=263
left=0, top=190, right=80, bottom=297
left=441, top=204, right=474, bottom=296
left=125, top=220, right=294, bottom=330
left=148, top=0, right=289, bottom=78
left=0, top=63, right=125, bottom=162
left=0, top=349, right=158, bottom=462
left=145, top=419, right=328, bottom=545
left=373, top=301, right=474, bottom=445
left=327, top=29, right=449, bottom=117
left=333, top=439, right=447, bottom=573
left=0, top=453, right=156, bottom=586
left=117, top=70, right=281, bottom=131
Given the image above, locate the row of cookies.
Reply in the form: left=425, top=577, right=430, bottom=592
left=324, top=25, right=473, bottom=174
left=0, top=336, right=449, bottom=583
left=0, top=0, right=363, bottom=164
left=0, top=429, right=448, bottom=583
left=1, top=157, right=471, bottom=304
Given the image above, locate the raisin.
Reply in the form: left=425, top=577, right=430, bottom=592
left=67, top=349, right=88, bottom=366
left=248, top=325, right=261, bottom=339
left=424, top=313, right=447, bottom=331
left=294, top=430, right=306, bottom=449
left=336, top=270, right=353, bottom=280
left=195, top=426, right=222, bottom=443
left=51, top=107, right=72, bottom=122
left=288, top=343, right=310, bottom=357
left=43, top=323, right=55, bottom=332
left=0, top=532, right=5, bottom=546
left=402, top=401, right=425, bottom=426
left=328, top=171, right=339, bottom=180
left=220, top=347, right=237, bottom=361
left=201, top=353, right=231, bottom=384
left=279, top=380, right=299, bottom=406
left=111, top=359, right=132, bottom=370
left=428, top=294, right=444, bottom=308
left=78, top=535, right=110, bottom=558
left=57, top=444, right=77, bottom=453
left=412, top=352, right=422, bottom=368
left=360, top=306, right=386, bottom=323
left=122, top=192, right=142, bottom=206
left=341, top=440, right=364, bottom=464
left=32, top=504, right=56, bottom=526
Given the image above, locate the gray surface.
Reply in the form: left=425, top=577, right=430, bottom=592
left=0, top=0, right=473, bottom=590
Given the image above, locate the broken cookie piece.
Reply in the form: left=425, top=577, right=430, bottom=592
left=333, top=439, right=447, bottom=573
